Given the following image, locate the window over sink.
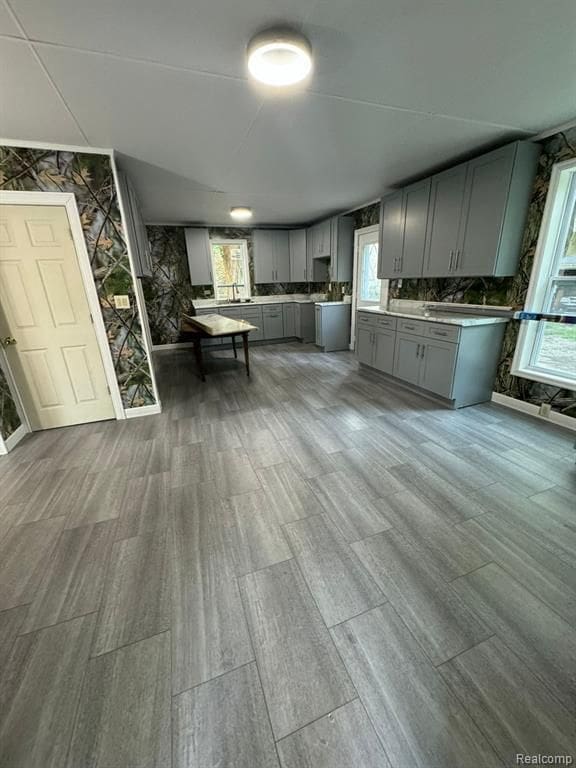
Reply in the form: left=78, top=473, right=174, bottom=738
left=210, top=239, right=251, bottom=302
left=512, top=157, right=576, bottom=388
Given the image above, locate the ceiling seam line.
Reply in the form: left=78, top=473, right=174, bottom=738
left=2, top=1, right=90, bottom=143
left=3, top=34, right=535, bottom=133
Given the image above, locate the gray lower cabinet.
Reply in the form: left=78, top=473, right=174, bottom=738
left=195, top=308, right=222, bottom=346
left=373, top=328, right=396, bottom=375
left=283, top=303, right=297, bottom=337
left=295, top=303, right=315, bottom=343
left=218, top=305, right=264, bottom=341
left=356, top=327, right=374, bottom=366
left=357, top=310, right=506, bottom=407
left=315, top=304, right=351, bottom=352
left=263, top=307, right=284, bottom=339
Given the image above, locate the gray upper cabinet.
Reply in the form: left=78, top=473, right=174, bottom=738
left=330, top=215, right=354, bottom=282
left=398, top=178, right=430, bottom=278
left=454, top=142, right=540, bottom=276
left=377, top=192, right=403, bottom=279
left=185, top=228, right=213, bottom=286
left=380, top=140, right=540, bottom=279
left=423, top=165, right=467, bottom=277
left=289, top=229, right=307, bottom=282
left=253, top=230, right=290, bottom=283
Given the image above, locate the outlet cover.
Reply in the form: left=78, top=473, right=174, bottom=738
left=539, top=402, right=552, bottom=417
left=113, top=295, right=131, bottom=309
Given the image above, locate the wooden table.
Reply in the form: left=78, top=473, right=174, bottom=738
left=182, top=313, right=257, bottom=381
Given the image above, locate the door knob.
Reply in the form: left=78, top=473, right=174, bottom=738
left=1, top=337, right=17, bottom=347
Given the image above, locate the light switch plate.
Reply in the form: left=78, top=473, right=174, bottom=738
left=113, top=295, right=131, bottom=309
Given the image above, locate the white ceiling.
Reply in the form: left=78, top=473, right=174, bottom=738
left=1, top=0, right=575, bottom=225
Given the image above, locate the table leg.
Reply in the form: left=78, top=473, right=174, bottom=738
left=193, top=336, right=206, bottom=382
left=231, top=334, right=237, bottom=359
left=242, top=333, right=250, bottom=378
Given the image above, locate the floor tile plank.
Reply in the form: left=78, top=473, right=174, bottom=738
left=173, top=663, right=279, bottom=768
left=332, top=605, right=501, bottom=768
left=240, top=560, right=356, bottom=739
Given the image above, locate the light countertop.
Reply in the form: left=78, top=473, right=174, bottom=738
left=194, top=293, right=326, bottom=309
left=358, top=300, right=511, bottom=326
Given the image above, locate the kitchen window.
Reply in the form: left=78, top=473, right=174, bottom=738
left=210, top=239, right=251, bottom=302
left=512, top=157, right=576, bottom=388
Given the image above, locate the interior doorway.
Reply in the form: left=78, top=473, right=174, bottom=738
left=0, top=196, right=120, bottom=431
left=350, top=224, right=388, bottom=350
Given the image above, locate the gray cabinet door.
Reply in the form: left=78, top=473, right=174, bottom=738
left=398, top=179, right=430, bottom=278
left=274, top=231, right=290, bottom=283
left=423, top=165, right=467, bottom=277
left=455, top=145, right=515, bottom=276
left=299, top=303, right=316, bottom=343
left=253, top=230, right=275, bottom=283
left=289, top=229, right=307, bottom=282
left=185, top=228, right=212, bottom=286
left=283, top=303, right=296, bottom=336
left=356, top=328, right=374, bottom=365
left=263, top=310, right=284, bottom=339
left=393, top=333, right=422, bottom=385
left=317, top=220, right=332, bottom=257
left=419, top=339, right=457, bottom=398
left=377, top=192, right=403, bottom=278
left=373, top=329, right=396, bottom=374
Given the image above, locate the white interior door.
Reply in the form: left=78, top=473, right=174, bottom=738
left=0, top=204, right=115, bottom=430
left=351, top=226, right=388, bottom=349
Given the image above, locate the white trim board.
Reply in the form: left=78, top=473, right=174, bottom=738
left=0, top=190, right=125, bottom=424
left=0, top=138, right=113, bottom=155
left=491, top=392, right=576, bottom=433
left=110, top=153, right=161, bottom=410
left=2, top=424, right=29, bottom=454
left=124, top=403, right=162, bottom=419
left=152, top=342, right=196, bottom=351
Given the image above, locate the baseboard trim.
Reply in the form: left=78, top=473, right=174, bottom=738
left=0, top=423, right=30, bottom=454
left=491, top=392, right=576, bottom=433
left=152, top=342, right=195, bottom=351
left=124, top=403, right=162, bottom=419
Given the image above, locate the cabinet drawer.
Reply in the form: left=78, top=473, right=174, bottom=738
left=375, top=316, right=397, bottom=330
left=357, top=312, right=378, bottom=329
left=426, top=324, right=460, bottom=343
left=398, top=318, right=428, bottom=336
left=262, top=304, right=283, bottom=314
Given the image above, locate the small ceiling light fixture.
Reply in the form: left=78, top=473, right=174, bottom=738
left=230, top=206, right=253, bottom=221
left=247, top=28, right=312, bottom=86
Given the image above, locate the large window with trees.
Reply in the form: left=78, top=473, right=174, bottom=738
left=512, top=158, right=576, bottom=388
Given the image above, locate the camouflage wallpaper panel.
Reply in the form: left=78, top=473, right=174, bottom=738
left=144, top=224, right=349, bottom=346
left=353, top=130, right=576, bottom=417
left=0, top=146, right=156, bottom=441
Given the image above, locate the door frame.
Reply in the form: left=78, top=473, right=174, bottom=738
left=350, top=224, right=380, bottom=350
left=0, top=190, right=125, bottom=434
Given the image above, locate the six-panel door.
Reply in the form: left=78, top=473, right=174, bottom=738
left=0, top=204, right=115, bottom=430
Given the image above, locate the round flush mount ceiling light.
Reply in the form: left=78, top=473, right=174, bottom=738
left=247, top=28, right=312, bottom=86
left=230, top=206, right=253, bottom=221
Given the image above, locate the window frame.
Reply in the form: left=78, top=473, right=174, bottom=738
left=511, top=156, right=576, bottom=390
left=209, top=238, right=251, bottom=302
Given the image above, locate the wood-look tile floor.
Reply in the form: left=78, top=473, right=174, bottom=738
left=1, top=342, right=575, bottom=767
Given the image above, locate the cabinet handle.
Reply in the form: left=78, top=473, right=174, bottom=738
left=420, top=345, right=425, bottom=358
left=448, top=250, right=454, bottom=271
left=415, top=343, right=420, bottom=357
left=433, top=330, right=448, bottom=337
left=454, top=249, right=460, bottom=271
left=404, top=324, right=416, bottom=330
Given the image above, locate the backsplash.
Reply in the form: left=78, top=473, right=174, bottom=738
left=353, top=127, right=576, bottom=418
left=144, top=225, right=350, bottom=345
